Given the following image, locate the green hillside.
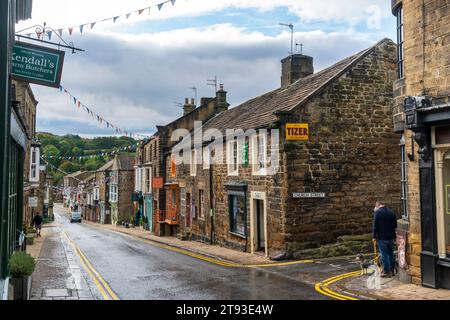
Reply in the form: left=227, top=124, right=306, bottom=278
left=38, top=132, right=137, bottom=185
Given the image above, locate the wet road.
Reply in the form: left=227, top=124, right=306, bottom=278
left=54, top=208, right=331, bottom=300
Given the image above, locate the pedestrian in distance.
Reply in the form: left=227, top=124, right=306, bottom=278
left=32, top=212, right=43, bottom=238
left=372, top=200, right=397, bottom=277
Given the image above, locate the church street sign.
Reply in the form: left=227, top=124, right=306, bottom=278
left=12, top=41, right=65, bottom=88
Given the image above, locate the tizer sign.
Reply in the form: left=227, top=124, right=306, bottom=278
left=286, top=123, right=309, bottom=141
left=12, top=41, right=65, bottom=88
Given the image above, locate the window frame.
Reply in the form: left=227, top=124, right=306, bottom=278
left=199, top=189, right=205, bottom=220
left=190, top=149, right=197, bottom=177
left=396, top=5, right=404, bottom=79
left=252, top=133, right=267, bottom=176
left=109, top=185, right=118, bottom=203
left=29, top=146, right=40, bottom=182
left=227, top=138, right=239, bottom=176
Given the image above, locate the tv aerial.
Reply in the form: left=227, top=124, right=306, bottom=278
left=279, top=22, right=294, bottom=55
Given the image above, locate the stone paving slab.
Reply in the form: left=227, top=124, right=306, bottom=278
left=30, top=226, right=98, bottom=300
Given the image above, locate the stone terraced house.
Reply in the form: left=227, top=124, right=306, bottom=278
left=166, top=38, right=402, bottom=259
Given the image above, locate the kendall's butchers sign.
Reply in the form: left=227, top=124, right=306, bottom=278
left=12, top=41, right=65, bottom=88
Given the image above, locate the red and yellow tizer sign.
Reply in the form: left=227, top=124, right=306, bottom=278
left=286, top=123, right=309, bottom=141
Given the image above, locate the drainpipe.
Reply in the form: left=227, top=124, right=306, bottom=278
left=209, top=161, right=214, bottom=245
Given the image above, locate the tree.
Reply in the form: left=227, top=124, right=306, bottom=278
left=43, top=145, right=60, bottom=158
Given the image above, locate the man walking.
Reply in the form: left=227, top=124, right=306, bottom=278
left=32, top=212, right=43, bottom=238
left=373, top=200, right=397, bottom=277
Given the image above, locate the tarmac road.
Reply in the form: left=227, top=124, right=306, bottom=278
left=54, top=208, right=332, bottom=300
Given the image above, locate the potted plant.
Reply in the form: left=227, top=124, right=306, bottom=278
left=25, top=225, right=36, bottom=245
left=9, top=251, right=36, bottom=300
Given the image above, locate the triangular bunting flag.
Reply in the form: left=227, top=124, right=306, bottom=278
left=77, top=101, right=81, bottom=108
left=58, top=29, right=63, bottom=36
left=46, top=31, right=52, bottom=40
left=73, top=97, right=77, bottom=104
left=126, top=13, right=131, bottom=19
left=158, top=3, right=164, bottom=11
left=138, top=9, right=144, bottom=15
left=171, top=0, right=176, bottom=5
left=90, top=22, right=96, bottom=29
left=59, top=86, right=63, bottom=92
left=113, top=16, right=119, bottom=23
left=68, top=27, right=74, bottom=35
left=79, top=24, right=84, bottom=33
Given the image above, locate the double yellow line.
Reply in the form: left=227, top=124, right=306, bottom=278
left=127, top=233, right=314, bottom=268
left=63, top=231, right=120, bottom=300
left=314, top=271, right=361, bottom=300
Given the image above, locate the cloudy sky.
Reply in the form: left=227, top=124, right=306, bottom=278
left=16, top=0, right=396, bottom=138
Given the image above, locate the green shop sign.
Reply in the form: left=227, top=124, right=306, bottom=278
left=12, top=41, right=65, bottom=88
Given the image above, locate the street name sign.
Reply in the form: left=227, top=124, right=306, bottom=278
left=12, top=41, right=65, bottom=88
left=286, top=123, right=309, bottom=141
left=293, top=192, right=326, bottom=199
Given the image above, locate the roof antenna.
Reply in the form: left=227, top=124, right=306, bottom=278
left=189, top=86, right=197, bottom=108
left=279, top=22, right=294, bottom=55
left=206, top=76, right=218, bottom=94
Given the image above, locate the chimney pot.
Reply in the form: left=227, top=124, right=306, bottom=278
left=191, top=98, right=195, bottom=105
left=185, top=98, right=189, bottom=104
left=281, top=54, right=314, bottom=89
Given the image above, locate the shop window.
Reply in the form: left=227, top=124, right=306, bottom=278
left=396, top=5, right=404, bottom=79
left=229, top=193, right=246, bottom=236
left=442, top=151, right=450, bottom=257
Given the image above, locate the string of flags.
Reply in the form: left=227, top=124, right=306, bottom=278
left=58, top=84, right=148, bottom=139
left=43, top=142, right=141, bottom=161
left=19, top=0, right=182, bottom=40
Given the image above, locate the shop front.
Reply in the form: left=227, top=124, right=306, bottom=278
left=405, top=98, right=450, bottom=289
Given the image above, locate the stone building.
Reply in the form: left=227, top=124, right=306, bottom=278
left=109, top=155, right=135, bottom=225
left=63, top=170, right=91, bottom=207
left=94, top=159, right=114, bottom=224
left=167, top=38, right=401, bottom=258
left=12, top=80, right=40, bottom=226
left=391, top=0, right=450, bottom=289
left=135, top=92, right=229, bottom=236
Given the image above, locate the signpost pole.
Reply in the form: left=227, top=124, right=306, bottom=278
left=0, top=0, right=13, bottom=280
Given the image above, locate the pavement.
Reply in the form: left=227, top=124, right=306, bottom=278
left=28, top=203, right=450, bottom=300
left=29, top=219, right=101, bottom=300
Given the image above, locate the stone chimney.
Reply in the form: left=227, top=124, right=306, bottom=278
left=183, top=98, right=195, bottom=116
left=216, top=84, right=228, bottom=113
left=281, top=54, right=314, bottom=89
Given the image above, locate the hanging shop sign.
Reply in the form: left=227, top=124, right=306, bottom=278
left=28, top=197, right=38, bottom=207
left=152, top=177, right=164, bottom=189
left=12, top=41, right=65, bottom=88
left=286, top=123, right=309, bottom=141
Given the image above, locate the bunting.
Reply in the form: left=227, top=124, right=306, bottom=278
left=22, top=0, right=185, bottom=40
left=58, top=84, right=150, bottom=139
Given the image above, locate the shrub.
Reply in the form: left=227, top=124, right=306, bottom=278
left=8, top=251, right=36, bottom=278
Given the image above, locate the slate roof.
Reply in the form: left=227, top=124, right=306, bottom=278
left=203, top=38, right=393, bottom=132
left=97, top=159, right=114, bottom=172
left=112, top=154, right=134, bottom=171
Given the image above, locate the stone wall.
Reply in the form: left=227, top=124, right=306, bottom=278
left=282, top=40, right=401, bottom=253
left=118, top=170, right=135, bottom=223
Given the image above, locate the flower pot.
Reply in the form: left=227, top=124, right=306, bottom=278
left=11, top=276, right=32, bottom=300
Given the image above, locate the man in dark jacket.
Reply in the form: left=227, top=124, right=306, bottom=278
left=373, top=200, right=397, bottom=277
left=32, top=212, right=43, bottom=238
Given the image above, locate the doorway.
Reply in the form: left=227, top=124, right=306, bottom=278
left=255, top=199, right=265, bottom=251
left=250, top=192, right=267, bottom=257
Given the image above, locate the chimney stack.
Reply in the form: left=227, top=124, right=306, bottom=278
left=183, top=98, right=195, bottom=116
left=216, top=84, right=228, bottom=113
left=281, top=54, right=314, bottom=89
